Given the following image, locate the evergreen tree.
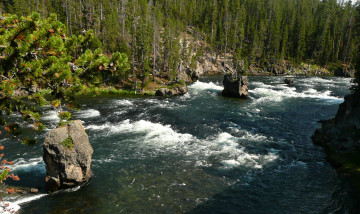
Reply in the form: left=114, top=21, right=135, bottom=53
left=0, top=12, right=129, bottom=130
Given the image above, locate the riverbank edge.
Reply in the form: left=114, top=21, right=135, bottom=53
left=315, top=145, right=360, bottom=210
left=77, top=68, right=354, bottom=99
left=312, top=93, right=360, bottom=208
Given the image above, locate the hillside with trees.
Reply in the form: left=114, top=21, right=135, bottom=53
left=0, top=13, right=130, bottom=133
left=1, top=0, right=359, bottom=77
left=1, top=1, right=360, bottom=213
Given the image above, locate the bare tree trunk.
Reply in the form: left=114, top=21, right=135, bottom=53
left=122, top=0, right=127, bottom=37
left=66, top=0, right=69, bottom=32
left=80, top=0, right=83, bottom=30
left=153, top=20, right=156, bottom=81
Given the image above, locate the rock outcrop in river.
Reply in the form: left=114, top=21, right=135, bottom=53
left=43, top=120, right=93, bottom=192
left=312, top=92, right=360, bottom=203
left=222, top=73, right=248, bottom=98
left=312, top=93, right=360, bottom=152
left=284, top=78, right=294, bottom=84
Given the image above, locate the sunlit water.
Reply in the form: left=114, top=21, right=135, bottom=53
left=0, top=76, right=357, bottom=213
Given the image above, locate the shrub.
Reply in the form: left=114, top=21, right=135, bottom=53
left=61, top=137, right=74, bottom=150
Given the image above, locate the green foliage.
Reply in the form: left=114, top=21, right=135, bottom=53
left=179, top=79, right=185, bottom=85
left=2, top=0, right=358, bottom=85
left=21, top=138, right=36, bottom=145
left=4, top=123, right=21, bottom=135
left=0, top=169, right=9, bottom=181
left=0, top=12, right=130, bottom=130
left=61, top=136, right=74, bottom=150
left=59, top=111, right=72, bottom=121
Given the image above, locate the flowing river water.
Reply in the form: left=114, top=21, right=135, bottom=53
left=0, top=76, right=357, bottom=213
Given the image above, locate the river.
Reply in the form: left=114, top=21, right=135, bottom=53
left=0, top=76, right=356, bottom=213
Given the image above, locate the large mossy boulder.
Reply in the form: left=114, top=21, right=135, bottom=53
left=222, top=73, right=248, bottom=98
left=43, top=120, right=93, bottom=192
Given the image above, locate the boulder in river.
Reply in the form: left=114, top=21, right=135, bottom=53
left=43, top=120, right=93, bottom=192
left=284, top=78, right=294, bottom=84
left=222, top=73, right=248, bottom=98
left=185, top=67, right=200, bottom=82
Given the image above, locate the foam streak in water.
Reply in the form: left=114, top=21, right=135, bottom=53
left=75, top=109, right=100, bottom=118
left=189, top=81, right=223, bottom=92
left=250, top=84, right=343, bottom=105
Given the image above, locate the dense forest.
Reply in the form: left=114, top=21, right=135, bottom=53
left=1, top=0, right=360, bottom=78
left=1, top=2, right=360, bottom=212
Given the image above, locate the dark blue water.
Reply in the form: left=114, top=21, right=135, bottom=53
left=0, top=76, right=356, bottom=213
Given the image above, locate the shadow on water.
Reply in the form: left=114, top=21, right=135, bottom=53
left=187, top=166, right=360, bottom=214
left=187, top=185, right=358, bottom=214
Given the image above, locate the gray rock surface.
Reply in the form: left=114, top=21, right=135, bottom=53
left=222, top=73, right=248, bottom=98
left=43, top=120, right=93, bottom=192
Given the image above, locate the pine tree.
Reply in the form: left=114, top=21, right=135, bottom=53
left=0, top=12, right=130, bottom=129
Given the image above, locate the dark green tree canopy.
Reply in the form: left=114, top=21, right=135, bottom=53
left=0, top=12, right=130, bottom=131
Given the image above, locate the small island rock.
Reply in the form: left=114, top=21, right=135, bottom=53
left=30, top=188, right=39, bottom=193
left=43, top=120, right=93, bottom=192
left=284, top=78, right=294, bottom=84
left=222, top=73, right=248, bottom=98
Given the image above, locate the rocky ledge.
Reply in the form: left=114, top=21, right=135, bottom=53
left=312, top=93, right=360, bottom=152
left=43, top=120, right=93, bottom=193
left=312, top=92, right=360, bottom=204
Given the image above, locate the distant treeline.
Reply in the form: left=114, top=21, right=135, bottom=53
left=1, top=0, right=360, bottom=74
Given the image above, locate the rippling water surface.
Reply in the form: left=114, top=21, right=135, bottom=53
left=0, top=76, right=356, bottom=213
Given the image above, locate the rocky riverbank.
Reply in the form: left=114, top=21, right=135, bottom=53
left=312, top=92, right=360, bottom=204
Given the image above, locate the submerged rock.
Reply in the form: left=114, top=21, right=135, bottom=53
left=284, top=78, right=294, bottom=84
left=43, top=120, right=93, bottom=193
left=30, top=188, right=39, bottom=193
left=222, top=73, right=248, bottom=98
